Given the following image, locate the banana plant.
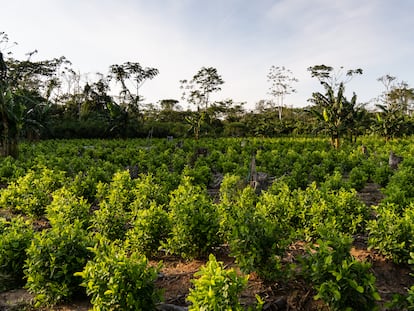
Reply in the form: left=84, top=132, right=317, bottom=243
left=309, top=82, right=356, bottom=149
left=374, top=103, right=406, bottom=141
left=185, top=111, right=206, bottom=140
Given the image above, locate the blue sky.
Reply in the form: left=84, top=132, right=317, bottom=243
left=2, top=0, right=414, bottom=109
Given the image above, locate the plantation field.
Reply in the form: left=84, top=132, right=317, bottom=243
left=0, top=137, right=413, bottom=310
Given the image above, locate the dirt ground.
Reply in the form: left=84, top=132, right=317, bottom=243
left=1, top=183, right=413, bottom=310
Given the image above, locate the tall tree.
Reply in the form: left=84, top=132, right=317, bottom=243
left=267, top=66, right=298, bottom=120
left=374, top=75, right=414, bottom=140
left=159, top=99, right=180, bottom=111
left=0, top=51, right=24, bottom=157
left=180, top=67, right=224, bottom=110
left=308, top=65, right=362, bottom=91
left=109, top=62, right=159, bottom=114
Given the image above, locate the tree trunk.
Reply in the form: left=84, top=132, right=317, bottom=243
left=1, top=136, right=19, bottom=158
left=331, top=135, right=340, bottom=149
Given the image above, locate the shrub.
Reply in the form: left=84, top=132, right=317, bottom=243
left=129, top=173, right=169, bottom=213
left=261, top=182, right=368, bottom=240
left=68, top=163, right=116, bottom=203
left=182, top=164, right=212, bottom=187
left=162, top=176, right=221, bottom=259
left=187, top=254, right=263, bottom=311
left=0, top=168, right=65, bottom=217
left=382, top=166, right=414, bottom=207
left=91, top=171, right=136, bottom=240
left=367, top=203, right=414, bottom=263
left=126, top=202, right=171, bottom=257
left=301, top=229, right=380, bottom=310
left=46, top=187, right=91, bottom=228
left=24, top=221, right=93, bottom=307
left=217, top=174, right=245, bottom=238
left=348, top=166, right=369, bottom=191
left=227, top=186, right=292, bottom=281
left=320, top=170, right=349, bottom=192
left=372, top=164, right=393, bottom=187
left=0, top=216, right=33, bottom=291
left=75, top=240, right=161, bottom=311
left=0, top=156, right=25, bottom=184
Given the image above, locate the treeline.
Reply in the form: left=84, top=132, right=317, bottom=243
left=1, top=32, right=414, bottom=157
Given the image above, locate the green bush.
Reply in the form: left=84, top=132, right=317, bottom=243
left=0, top=216, right=33, bottom=291
left=0, top=168, right=66, bottom=217
left=91, top=171, right=137, bottom=240
left=0, top=156, right=25, bottom=184
left=68, top=163, right=117, bottom=203
left=129, top=173, right=169, bottom=213
left=227, top=186, right=292, bottom=281
left=162, top=176, right=221, bottom=259
left=75, top=240, right=161, bottom=311
left=182, top=164, right=212, bottom=187
left=348, top=166, right=369, bottom=191
left=262, top=182, right=368, bottom=240
left=320, top=170, right=349, bottom=192
left=126, top=202, right=171, bottom=257
left=372, top=164, right=393, bottom=187
left=367, top=203, right=414, bottom=263
left=301, top=229, right=380, bottom=310
left=187, top=254, right=263, bottom=311
left=217, top=174, right=245, bottom=238
left=46, top=187, right=91, bottom=228
left=382, top=166, right=414, bottom=207
left=24, top=221, right=93, bottom=307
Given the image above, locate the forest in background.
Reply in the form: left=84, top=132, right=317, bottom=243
left=1, top=32, right=414, bottom=158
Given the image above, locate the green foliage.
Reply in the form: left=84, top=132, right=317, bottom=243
left=372, top=163, right=393, bottom=187
left=0, top=168, right=65, bottom=217
left=265, top=182, right=368, bottom=239
left=382, top=166, right=414, bottom=207
left=0, top=156, right=25, bottom=184
left=126, top=202, right=171, bottom=257
left=0, top=216, right=33, bottom=291
left=301, top=229, right=380, bottom=310
left=24, top=221, right=93, bottom=307
left=367, top=203, right=414, bottom=263
left=217, top=174, right=245, bottom=238
left=182, top=164, right=212, bottom=186
left=187, top=254, right=262, bottom=311
left=227, top=186, right=292, bottom=281
left=68, top=162, right=117, bottom=203
left=219, top=174, right=244, bottom=207
left=75, top=239, right=161, bottom=311
left=92, top=171, right=136, bottom=240
left=95, top=170, right=137, bottom=207
left=46, top=187, right=91, bottom=228
left=348, top=166, right=369, bottom=191
left=129, top=173, right=168, bottom=213
left=162, top=176, right=221, bottom=259
left=320, top=170, right=349, bottom=192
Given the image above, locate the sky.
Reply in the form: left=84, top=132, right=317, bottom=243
left=2, top=0, right=414, bottom=110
